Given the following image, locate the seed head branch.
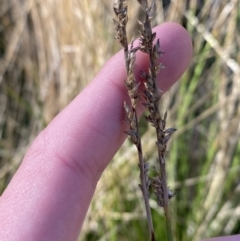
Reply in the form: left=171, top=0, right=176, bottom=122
left=113, top=1, right=155, bottom=240
left=136, top=0, right=176, bottom=241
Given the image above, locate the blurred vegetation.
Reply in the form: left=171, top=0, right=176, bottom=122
left=0, top=0, right=240, bottom=240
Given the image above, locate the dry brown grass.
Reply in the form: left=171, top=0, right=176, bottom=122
left=0, top=0, right=116, bottom=187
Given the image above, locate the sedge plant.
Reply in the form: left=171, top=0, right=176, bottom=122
left=113, top=0, right=176, bottom=240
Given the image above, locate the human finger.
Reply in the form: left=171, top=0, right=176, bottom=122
left=0, top=22, right=192, bottom=241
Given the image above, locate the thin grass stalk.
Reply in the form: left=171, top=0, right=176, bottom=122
left=113, top=1, right=155, bottom=240
left=136, top=0, right=175, bottom=240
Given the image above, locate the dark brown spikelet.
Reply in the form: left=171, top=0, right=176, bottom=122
left=113, top=1, right=128, bottom=48
left=138, top=0, right=157, bottom=54
left=151, top=176, right=175, bottom=207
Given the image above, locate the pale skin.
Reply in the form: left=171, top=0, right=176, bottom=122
left=0, top=23, right=238, bottom=241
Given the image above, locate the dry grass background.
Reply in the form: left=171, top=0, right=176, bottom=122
left=0, top=0, right=240, bottom=240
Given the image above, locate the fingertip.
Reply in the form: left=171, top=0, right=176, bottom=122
left=154, top=22, right=192, bottom=91
left=99, top=22, right=192, bottom=96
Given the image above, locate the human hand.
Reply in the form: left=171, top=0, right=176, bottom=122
left=0, top=22, right=237, bottom=241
